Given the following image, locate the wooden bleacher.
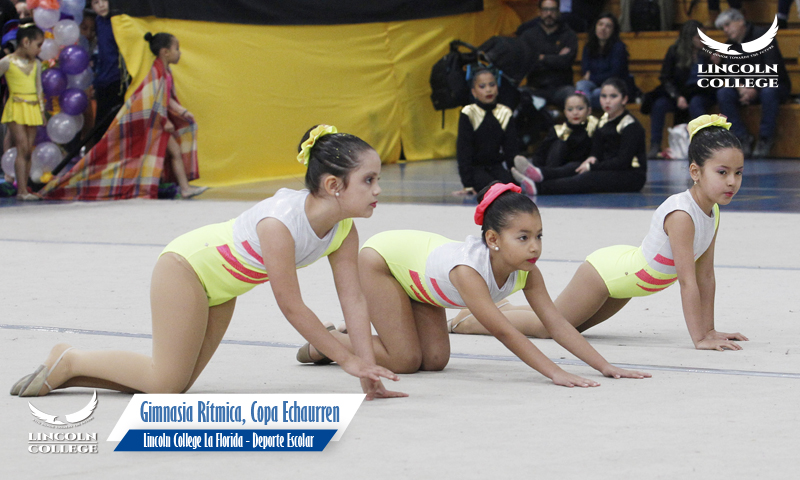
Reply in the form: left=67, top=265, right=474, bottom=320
left=505, top=0, right=800, bottom=157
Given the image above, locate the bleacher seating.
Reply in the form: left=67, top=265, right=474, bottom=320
left=504, top=0, right=800, bottom=157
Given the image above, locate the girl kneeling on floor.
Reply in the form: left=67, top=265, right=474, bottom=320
left=11, top=125, right=405, bottom=400
left=299, top=182, right=649, bottom=387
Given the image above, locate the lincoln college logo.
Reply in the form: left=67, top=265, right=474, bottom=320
left=696, top=15, right=780, bottom=88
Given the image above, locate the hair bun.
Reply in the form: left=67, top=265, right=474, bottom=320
left=144, top=32, right=153, bottom=41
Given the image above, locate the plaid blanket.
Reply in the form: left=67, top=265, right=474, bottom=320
left=41, top=58, right=198, bottom=200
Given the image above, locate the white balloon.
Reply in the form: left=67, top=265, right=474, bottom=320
left=1, top=147, right=17, bottom=179
left=39, top=38, right=60, bottom=61
left=30, top=167, right=44, bottom=183
left=33, top=7, right=60, bottom=30
left=60, top=0, right=85, bottom=17
left=54, top=20, right=81, bottom=46
left=47, top=113, right=80, bottom=144
left=32, top=142, right=63, bottom=173
left=71, top=113, right=84, bottom=131
left=67, top=68, right=94, bottom=90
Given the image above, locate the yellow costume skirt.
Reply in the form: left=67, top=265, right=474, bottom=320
left=585, top=245, right=678, bottom=299
left=1, top=94, right=44, bottom=125
left=161, top=219, right=269, bottom=306
left=362, top=230, right=456, bottom=305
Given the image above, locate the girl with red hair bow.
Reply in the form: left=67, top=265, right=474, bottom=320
left=299, top=182, right=649, bottom=387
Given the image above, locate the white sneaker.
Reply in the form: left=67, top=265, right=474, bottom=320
left=511, top=167, right=537, bottom=196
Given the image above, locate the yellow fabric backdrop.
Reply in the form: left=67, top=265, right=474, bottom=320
left=112, top=0, right=520, bottom=186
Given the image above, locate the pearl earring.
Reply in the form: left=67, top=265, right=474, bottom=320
left=335, top=192, right=340, bottom=197
left=494, top=246, right=499, bottom=251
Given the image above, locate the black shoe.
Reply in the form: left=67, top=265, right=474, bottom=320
left=739, top=134, right=754, bottom=158
left=648, top=144, right=661, bottom=159
left=752, top=138, right=774, bottom=159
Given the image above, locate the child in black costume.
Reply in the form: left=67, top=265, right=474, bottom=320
left=512, top=78, right=646, bottom=195
left=455, top=68, right=526, bottom=195
left=512, top=91, right=598, bottom=193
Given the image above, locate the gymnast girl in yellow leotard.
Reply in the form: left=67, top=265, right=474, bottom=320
left=449, top=115, right=749, bottom=352
left=299, top=182, right=650, bottom=387
left=11, top=125, right=405, bottom=400
left=0, top=24, right=45, bottom=201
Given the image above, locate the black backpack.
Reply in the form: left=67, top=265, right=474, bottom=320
left=630, top=0, right=661, bottom=32
left=430, top=40, right=479, bottom=114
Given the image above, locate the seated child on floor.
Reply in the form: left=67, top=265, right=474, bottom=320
left=455, top=67, right=527, bottom=195
left=511, top=91, right=597, bottom=190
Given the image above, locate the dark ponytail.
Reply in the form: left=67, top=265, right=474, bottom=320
left=476, top=181, right=539, bottom=245
left=688, top=127, right=741, bottom=167
left=144, top=32, right=175, bottom=56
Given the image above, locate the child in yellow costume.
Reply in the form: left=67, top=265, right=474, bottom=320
left=450, top=115, right=749, bottom=352
left=0, top=24, right=45, bottom=201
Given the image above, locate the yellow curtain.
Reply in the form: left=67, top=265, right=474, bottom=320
left=112, top=0, right=519, bottom=186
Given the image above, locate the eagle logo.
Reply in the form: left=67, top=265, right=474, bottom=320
left=29, top=390, right=98, bottom=426
left=698, top=15, right=779, bottom=56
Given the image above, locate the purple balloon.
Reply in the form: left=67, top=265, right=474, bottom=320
left=58, top=45, right=90, bottom=75
left=59, top=88, right=89, bottom=116
left=42, top=68, right=67, bottom=97
left=34, top=126, right=51, bottom=146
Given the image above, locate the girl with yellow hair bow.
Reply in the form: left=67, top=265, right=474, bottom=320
left=12, top=125, right=406, bottom=400
left=449, top=114, right=750, bottom=352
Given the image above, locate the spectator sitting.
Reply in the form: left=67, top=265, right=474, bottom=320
left=511, top=91, right=598, bottom=194
left=644, top=20, right=717, bottom=159
left=576, top=13, right=631, bottom=110
left=512, top=78, right=647, bottom=195
left=714, top=9, right=791, bottom=158
left=455, top=67, right=526, bottom=196
left=517, top=0, right=577, bottom=109
left=479, top=0, right=577, bottom=110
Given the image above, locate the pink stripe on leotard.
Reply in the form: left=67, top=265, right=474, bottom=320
left=654, top=254, right=675, bottom=266
left=430, top=278, right=461, bottom=307
left=634, top=269, right=677, bottom=286
left=242, top=240, right=264, bottom=264
left=410, top=270, right=439, bottom=306
left=222, top=265, right=270, bottom=285
left=409, top=284, right=428, bottom=304
left=636, top=283, right=671, bottom=293
left=217, top=244, right=269, bottom=280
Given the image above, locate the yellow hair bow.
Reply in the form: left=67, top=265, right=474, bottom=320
left=297, top=125, right=338, bottom=166
left=688, top=114, right=732, bottom=140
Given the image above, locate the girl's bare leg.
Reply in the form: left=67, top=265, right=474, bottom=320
left=9, top=122, right=31, bottom=196
left=446, top=262, right=623, bottom=338
left=309, top=247, right=450, bottom=374
left=167, top=136, right=204, bottom=198
left=410, top=301, right=449, bottom=371
left=554, top=262, right=626, bottom=332
left=448, top=302, right=552, bottom=337
left=34, top=253, right=234, bottom=395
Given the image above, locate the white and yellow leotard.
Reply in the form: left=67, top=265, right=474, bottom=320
left=362, top=230, right=528, bottom=307
left=586, top=190, right=719, bottom=299
left=161, top=188, right=352, bottom=306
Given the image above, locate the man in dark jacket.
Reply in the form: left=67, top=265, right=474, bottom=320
left=714, top=9, right=790, bottom=158
left=480, top=0, right=577, bottom=109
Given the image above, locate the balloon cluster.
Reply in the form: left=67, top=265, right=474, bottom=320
left=3, top=0, right=93, bottom=182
